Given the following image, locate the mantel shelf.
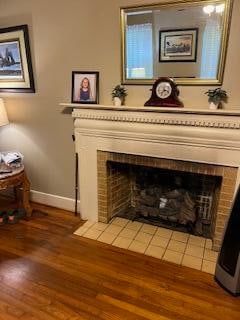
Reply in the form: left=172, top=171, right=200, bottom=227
left=60, top=103, right=240, bottom=117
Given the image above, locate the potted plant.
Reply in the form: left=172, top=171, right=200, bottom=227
left=205, top=88, right=228, bottom=110
left=112, top=85, right=127, bottom=106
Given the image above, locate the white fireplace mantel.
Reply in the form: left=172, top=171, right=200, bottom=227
left=62, top=103, right=240, bottom=221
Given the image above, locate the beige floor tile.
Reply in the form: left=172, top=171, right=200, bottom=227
left=202, top=260, right=216, bottom=275
left=140, top=224, right=157, bottom=235
left=167, top=240, right=186, bottom=253
left=188, top=235, right=206, bottom=248
left=171, top=231, right=189, bottom=243
left=98, top=232, right=116, bottom=244
left=205, top=239, right=213, bottom=250
left=150, top=235, right=169, bottom=248
left=135, top=231, right=153, bottom=244
left=111, top=217, right=129, bottom=227
left=145, top=245, right=165, bottom=259
left=129, top=240, right=148, bottom=254
left=204, top=249, right=218, bottom=262
left=104, top=224, right=123, bottom=235
left=83, top=220, right=95, bottom=228
left=73, top=226, right=89, bottom=236
left=83, top=229, right=102, bottom=240
left=91, top=222, right=108, bottom=231
left=185, top=244, right=204, bottom=258
left=126, top=221, right=143, bottom=231
left=163, top=250, right=183, bottom=264
left=155, top=227, right=173, bottom=239
left=119, top=228, right=138, bottom=239
left=182, top=254, right=202, bottom=270
left=112, top=236, right=133, bottom=249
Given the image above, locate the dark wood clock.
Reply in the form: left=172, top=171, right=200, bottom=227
left=144, top=77, right=184, bottom=108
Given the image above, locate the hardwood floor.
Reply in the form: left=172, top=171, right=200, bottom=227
left=0, top=202, right=239, bottom=319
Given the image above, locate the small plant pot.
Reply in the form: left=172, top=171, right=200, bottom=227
left=7, top=209, right=20, bottom=224
left=209, top=102, right=219, bottom=110
left=113, top=97, right=122, bottom=107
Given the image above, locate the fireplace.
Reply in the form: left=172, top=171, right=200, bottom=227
left=98, top=151, right=237, bottom=251
left=108, top=163, right=221, bottom=236
left=70, top=104, right=240, bottom=252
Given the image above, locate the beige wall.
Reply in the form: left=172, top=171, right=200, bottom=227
left=0, top=0, right=239, bottom=199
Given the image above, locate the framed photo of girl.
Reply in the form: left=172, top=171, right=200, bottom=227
left=71, top=71, right=99, bottom=104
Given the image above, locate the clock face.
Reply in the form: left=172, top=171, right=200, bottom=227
left=156, top=82, right=172, bottom=99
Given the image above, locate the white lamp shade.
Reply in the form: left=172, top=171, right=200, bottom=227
left=0, top=98, right=9, bottom=127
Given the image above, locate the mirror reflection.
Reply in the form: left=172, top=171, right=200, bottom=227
left=121, top=0, right=232, bottom=85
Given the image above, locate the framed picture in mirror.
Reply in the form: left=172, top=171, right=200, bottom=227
left=159, top=28, right=198, bottom=62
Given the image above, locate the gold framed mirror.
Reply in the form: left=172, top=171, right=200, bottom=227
left=121, top=0, right=233, bottom=85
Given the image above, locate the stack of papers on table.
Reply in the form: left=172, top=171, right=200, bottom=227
left=0, top=151, right=24, bottom=168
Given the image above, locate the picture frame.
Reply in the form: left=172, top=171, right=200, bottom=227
left=159, top=28, right=198, bottom=62
left=71, top=71, right=99, bottom=104
left=0, top=25, right=35, bottom=93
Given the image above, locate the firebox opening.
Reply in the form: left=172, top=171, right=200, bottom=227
left=108, top=161, right=222, bottom=239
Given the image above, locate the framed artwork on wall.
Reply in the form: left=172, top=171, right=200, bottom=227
left=159, top=28, right=198, bottom=62
left=0, top=25, right=35, bottom=93
left=71, top=71, right=99, bottom=104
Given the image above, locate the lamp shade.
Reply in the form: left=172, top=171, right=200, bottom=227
left=0, top=98, right=9, bottom=127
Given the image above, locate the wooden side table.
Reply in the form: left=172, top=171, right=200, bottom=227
left=0, top=165, right=32, bottom=217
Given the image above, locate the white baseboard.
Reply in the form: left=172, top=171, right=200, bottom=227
left=30, top=190, right=80, bottom=212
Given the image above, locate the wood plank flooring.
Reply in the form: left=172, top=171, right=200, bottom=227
left=0, top=202, right=239, bottom=319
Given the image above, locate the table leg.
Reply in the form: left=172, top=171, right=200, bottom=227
left=13, top=186, right=18, bottom=202
left=22, top=173, right=32, bottom=217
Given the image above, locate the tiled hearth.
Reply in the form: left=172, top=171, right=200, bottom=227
left=74, top=217, right=218, bottom=274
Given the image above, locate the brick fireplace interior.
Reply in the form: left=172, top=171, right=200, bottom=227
left=97, top=151, right=238, bottom=251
